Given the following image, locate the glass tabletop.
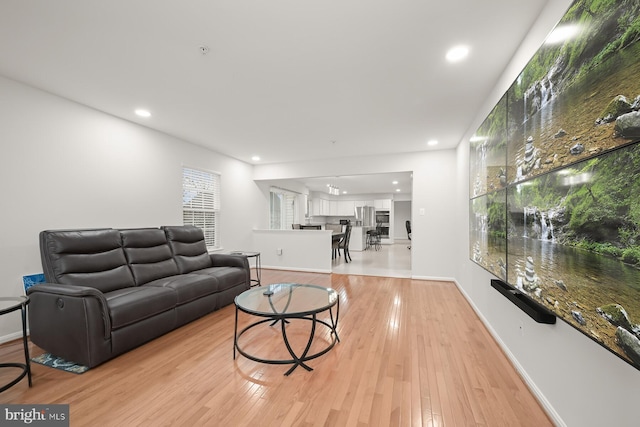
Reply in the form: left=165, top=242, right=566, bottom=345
left=0, top=296, right=29, bottom=315
left=235, top=283, right=337, bottom=317
left=229, top=251, right=260, bottom=257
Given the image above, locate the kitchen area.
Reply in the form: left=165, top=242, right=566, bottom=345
left=253, top=172, right=412, bottom=277
left=306, top=197, right=395, bottom=251
left=303, top=194, right=412, bottom=277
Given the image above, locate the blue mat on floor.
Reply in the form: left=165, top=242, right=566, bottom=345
left=31, top=353, right=89, bottom=374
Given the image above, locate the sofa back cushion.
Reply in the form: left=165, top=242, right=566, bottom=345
left=162, top=226, right=213, bottom=273
left=121, top=228, right=180, bottom=285
left=40, top=229, right=135, bottom=293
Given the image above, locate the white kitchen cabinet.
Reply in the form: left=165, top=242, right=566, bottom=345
left=339, top=200, right=355, bottom=216
left=356, top=200, right=374, bottom=208
left=374, top=199, right=391, bottom=209
left=322, top=199, right=330, bottom=215
left=329, top=200, right=338, bottom=216
left=310, top=198, right=356, bottom=217
left=311, top=199, right=320, bottom=216
left=311, top=198, right=356, bottom=217
left=311, top=198, right=330, bottom=216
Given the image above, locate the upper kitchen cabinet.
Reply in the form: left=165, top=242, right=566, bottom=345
left=338, top=200, right=355, bottom=216
left=354, top=200, right=374, bottom=208
left=310, top=198, right=356, bottom=217
left=311, top=198, right=329, bottom=216
left=374, top=199, right=391, bottom=209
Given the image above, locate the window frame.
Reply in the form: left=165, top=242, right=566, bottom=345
left=269, top=186, right=299, bottom=230
left=182, top=166, right=221, bottom=250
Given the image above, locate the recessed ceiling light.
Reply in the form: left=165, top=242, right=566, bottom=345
left=392, top=181, right=398, bottom=185
left=446, top=45, right=469, bottom=62
left=395, top=189, right=401, bottom=192
left=251, top=156, right=261, bottom=161
left=427, top=139, right=439, bottom=146
left=545, top=25, right=579, bottom=44
left=135, top=109, right=151, bottom=117
left=342, top=191, right=348, bottom=194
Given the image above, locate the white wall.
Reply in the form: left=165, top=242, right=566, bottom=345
left=254, top=150, right=459, bottom=281
left=253, top=230, right=333, bottom=273
left=0, top=75, right=266, bottom=341
left=453, top=0, right=640, bottom=425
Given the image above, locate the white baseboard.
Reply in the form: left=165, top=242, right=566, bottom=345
left=410, top=275, right=456, bottom=282
left=0, top=330, right=27, bottom=346
left=261, top=265, right=332, bottom=274
left=452, top=279, right=565, bottom=427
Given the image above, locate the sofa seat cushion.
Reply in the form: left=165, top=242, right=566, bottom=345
left=143, top=274, right=218, bottom=305
left=191, top=267, right=247, bottom=292
left=106, top=287, right=177, bottom=330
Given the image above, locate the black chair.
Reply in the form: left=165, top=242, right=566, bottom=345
left=338, top=224, right=352, bottom=262
left=406, top=220, right=411, bottom=249
left=366, top=228, right=381, bottom=251
left=332, top=229, right=341, bottom=259
left=300, top=224, right=322, bottom=230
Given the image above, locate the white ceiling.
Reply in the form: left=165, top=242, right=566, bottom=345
left=0, top=0, right=559, bottom=194
left=295, top=171, right=413, bottom=196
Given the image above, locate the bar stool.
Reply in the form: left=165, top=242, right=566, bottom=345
left=366, top=229, right=381, bottom=251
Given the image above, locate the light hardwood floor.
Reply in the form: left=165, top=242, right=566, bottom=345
left=332, top=242, right=412, bottom=278
left=0, top=270, right=552, bottom=426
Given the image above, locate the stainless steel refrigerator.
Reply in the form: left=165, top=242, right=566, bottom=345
left=354, top=206, right=376, bottom=227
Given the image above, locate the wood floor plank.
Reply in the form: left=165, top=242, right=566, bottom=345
left=0, top=270, right=553, bottom=426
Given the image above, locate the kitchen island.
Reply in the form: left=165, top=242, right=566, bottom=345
left=349, top=226, right=375, bottom=251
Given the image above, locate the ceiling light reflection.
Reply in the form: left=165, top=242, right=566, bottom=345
left=546, top=25, right=580, bottom=44
left=561, top=172, right=592, bottom=186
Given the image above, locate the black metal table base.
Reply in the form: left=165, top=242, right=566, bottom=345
left=0, top=363, right=31, bottom=393
left=234, top=303, right=340, bottom=375
left=0, top=298, right=31, bottom=393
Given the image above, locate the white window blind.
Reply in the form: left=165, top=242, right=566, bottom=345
left=270, top=187, right=298, bottom=230
left=182, top=167, right=220, bottom=249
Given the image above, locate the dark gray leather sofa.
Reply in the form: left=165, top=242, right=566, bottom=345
left=27, top=225, right=250, bottom=367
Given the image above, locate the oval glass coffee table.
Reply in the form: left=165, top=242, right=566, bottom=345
left=233, top=283, right=340, bottom=375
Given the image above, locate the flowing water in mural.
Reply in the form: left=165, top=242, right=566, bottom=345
left=508, top=233, right=640, bottom=366
left=508, top=41, right=640, bottom=183
left=470, top=0, right=640, bottom=370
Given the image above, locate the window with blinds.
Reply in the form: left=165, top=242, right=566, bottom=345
left=182, top=167, right=220, bottom=249
left=270, top=187, right=298, bottom=230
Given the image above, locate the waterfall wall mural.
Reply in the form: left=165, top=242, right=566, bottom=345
left=469, top=0, right=640, bottom=370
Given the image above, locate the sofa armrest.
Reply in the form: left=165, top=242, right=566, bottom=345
left=210, top=253, right=250, bottom=270
left=27, top=283, right=111, bottom=340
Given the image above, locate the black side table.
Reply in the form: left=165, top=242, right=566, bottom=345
left=229, top=251, right=261, bottom=287
left=0, top=296, right=32, bottom=392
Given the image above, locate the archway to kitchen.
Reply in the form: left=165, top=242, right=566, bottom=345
left=268, top=172, right=413, bottom=278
